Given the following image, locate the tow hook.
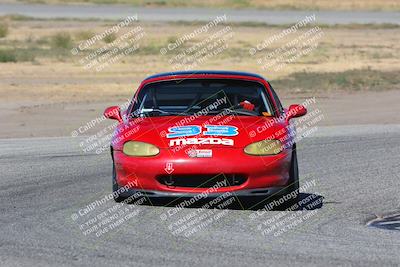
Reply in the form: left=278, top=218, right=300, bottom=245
left=165, top=175, right=175, bottom=187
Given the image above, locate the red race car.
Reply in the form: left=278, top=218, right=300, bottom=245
left=104, top=71, right=307, bottom=203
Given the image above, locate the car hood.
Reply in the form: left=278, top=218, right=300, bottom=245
left=115, top=115, right=287, bottom=149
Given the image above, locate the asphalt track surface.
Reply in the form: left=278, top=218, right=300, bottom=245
left=1, top=3, right=400, bottom=25
left=1, top=125, right=400, bottom=266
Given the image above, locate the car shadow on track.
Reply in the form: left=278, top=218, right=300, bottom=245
left=126, top=193, right=324, bottom=211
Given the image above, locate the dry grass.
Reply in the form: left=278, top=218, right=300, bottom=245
left=5, top=0, right=400, bottom=11
left=0, top=18, right=399, bottom=104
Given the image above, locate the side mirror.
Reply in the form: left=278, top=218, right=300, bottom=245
left=286, top=104, right=307, bottom=120
left=104, top=106, right=122, bottom=122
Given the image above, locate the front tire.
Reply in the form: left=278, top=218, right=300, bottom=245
left=283, top=145, right=300, bottom=208
left=289, top=146, right=300, bottom=192
left=112, top=163, right=125, bottom=203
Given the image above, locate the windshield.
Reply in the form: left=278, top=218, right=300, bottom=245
left=131, top=79, right=274, bottom=117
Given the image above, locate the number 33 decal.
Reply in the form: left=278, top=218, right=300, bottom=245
left=166, top=125, right=238, bottom=138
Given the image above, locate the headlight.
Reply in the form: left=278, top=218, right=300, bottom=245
left=123, top=141, right=159, bottom=156
left=244, top=139, right=283, bottom=155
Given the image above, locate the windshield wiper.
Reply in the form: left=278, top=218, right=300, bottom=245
left=138, top=108, right=190, bottom=116
left=208, top=108, right=257, bottom=116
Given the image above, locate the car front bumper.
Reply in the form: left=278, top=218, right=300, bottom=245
left=113, top=146, right=292, bottom=196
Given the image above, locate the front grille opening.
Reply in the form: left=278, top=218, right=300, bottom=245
left=157, top=174, right=247, bottom=188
